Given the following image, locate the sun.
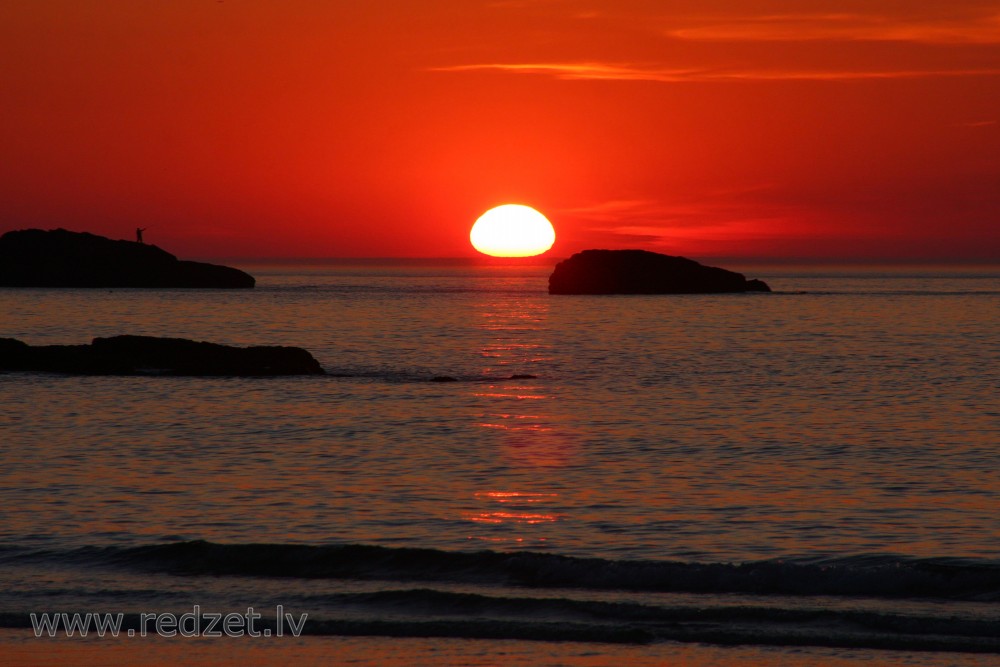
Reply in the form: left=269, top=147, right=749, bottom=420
left=470, top=205, right=555, bottom=257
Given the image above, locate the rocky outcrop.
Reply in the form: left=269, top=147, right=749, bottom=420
left=0, top=335, right=324, bottom=376
left=548, top=249, right=771, bottom=294
left=0, top=229, right=254, bottom=288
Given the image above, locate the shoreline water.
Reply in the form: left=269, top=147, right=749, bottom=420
left=8, top=631, right=1000, bottom=667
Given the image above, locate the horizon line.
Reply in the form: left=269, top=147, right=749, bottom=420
left=198, top=256, right=1000, bottom=267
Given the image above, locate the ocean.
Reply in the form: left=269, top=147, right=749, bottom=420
left=1, top=261, right=998, bottom=665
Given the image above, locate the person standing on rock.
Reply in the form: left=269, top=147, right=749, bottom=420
left=136, top=227, right=146, bottom=244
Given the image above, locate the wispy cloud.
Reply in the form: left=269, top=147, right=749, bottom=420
left=561, top=199, right=683, bottom=232
left=666, top=12, right=1000, bottom=44
left=561, top=196, right=804, bottom=238
left=432, top=63, right=699, bottom=81
left=558, top=194, right=904, bottom=253
left=432, top=62, right=1000, bottom=82
left=562, top=199, right=663, bottom=220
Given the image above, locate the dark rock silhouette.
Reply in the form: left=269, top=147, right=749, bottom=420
left=548, top=249, right=771, bottom=295
left=0, top=335, right=324, bottom=376
left=0, top=228, right=254, bottom=288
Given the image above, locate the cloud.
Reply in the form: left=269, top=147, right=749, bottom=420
left=431, top=10, right=1000, bottom=84
left=561, top=199, right=677, bottom=221
left=562, top=199, right=729, bottom=230
left=666, top=12, right=1000, bottom=44
left=432, top=63, right=700, bottom=81
left=561, top=196, right=807, bottom=238
left=431, top=62, right=1000, bottom=82
left=558, top=193, right=913, bottom=254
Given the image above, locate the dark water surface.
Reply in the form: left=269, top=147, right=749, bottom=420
left=1, top=263, right=998, bottom=662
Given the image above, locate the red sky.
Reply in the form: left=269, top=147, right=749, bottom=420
left=1, top=1, right=998, bottom=260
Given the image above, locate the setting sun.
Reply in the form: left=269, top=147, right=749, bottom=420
left=470, top=205, right=555, bottom=257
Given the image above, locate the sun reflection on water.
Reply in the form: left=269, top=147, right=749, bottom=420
left=472, top=291, right=577, bottom=467
left=464, top=491, right=561, bottom=526
left=463, top=288, right=578, bottom=546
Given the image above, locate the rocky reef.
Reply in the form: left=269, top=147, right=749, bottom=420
left=549, top=249, right=770, bottom=294
left=0, top=228, right=254, bottom=288
left=0, top=335, right=324, bottom=376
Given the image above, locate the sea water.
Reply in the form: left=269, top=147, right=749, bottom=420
left=1, top=262, right=998, bottom=665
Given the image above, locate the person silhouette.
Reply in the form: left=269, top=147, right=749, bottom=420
left=136, top=227, right=146, bottom=244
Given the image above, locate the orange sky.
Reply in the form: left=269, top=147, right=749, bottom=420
left=1, top=1, right=998, bottom=260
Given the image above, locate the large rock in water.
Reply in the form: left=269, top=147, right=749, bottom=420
left=0, top=335, right=325, bottom=376
left=548, top=249, right=770, bottom=294
left=0, top=228, right=254, bottom=288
